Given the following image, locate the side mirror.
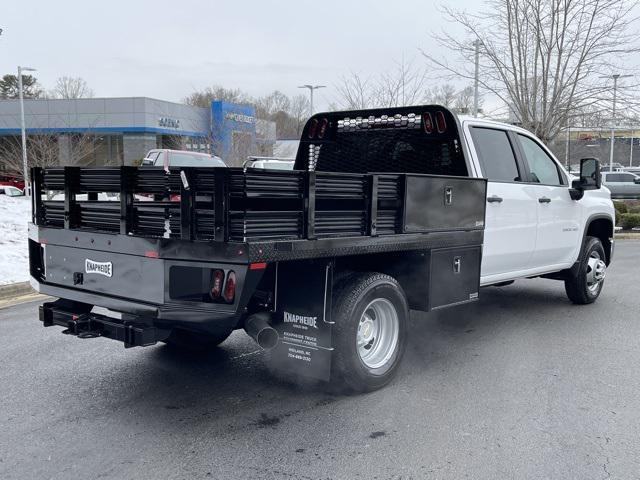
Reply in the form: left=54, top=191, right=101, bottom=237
left=570, top=158, right=601, bottom=200
left=579, top=157, right=601, bottom=190
left=634, top=178, right=640, bottom=185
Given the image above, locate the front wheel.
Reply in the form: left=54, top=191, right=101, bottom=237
left=331, top=272, right=408, bottom=393
left=565, top=236, right=607, bottom=304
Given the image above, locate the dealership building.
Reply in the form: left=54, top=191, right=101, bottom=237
left=0, top=97, right=276, bottom=167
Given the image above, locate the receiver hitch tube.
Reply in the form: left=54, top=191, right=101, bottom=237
left=39, top=301, right=164, bottom=348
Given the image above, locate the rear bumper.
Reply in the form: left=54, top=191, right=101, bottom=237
left=29, top=225, right=264, bottom=334
left=33, top=280, right=244, bottom=335
left=39, top=299, right=168, bottom=348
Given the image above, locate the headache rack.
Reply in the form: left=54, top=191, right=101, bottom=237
left=31, top=166, right=486, bottom=245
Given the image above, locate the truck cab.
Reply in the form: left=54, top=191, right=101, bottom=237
left=460, top=117, right=614, bottom=287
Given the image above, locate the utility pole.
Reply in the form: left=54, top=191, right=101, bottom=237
left=18, top=65, right=37, bottom=194
left=630, top=132, right=635, bottom=167
left=298, top=84, right=326, bottom=117
left=600, top=74, right=632, bottom=172
left=472, top=39, right=482, bottom=117
left=565, top=126, right=571, bottom=168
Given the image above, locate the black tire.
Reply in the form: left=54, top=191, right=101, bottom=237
left=565, top=236, right=607, bottom=305
left=163, top=328, right=233, bottom=351
left=331, top=272, right=408, bottom=393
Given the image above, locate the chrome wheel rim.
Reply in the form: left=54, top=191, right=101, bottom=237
left=586, top=251, right=606, bottom=294
left=357, top=298, right=399, bottom=370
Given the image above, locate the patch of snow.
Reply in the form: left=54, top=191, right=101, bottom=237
left=0, top=195, right=31, bottom=285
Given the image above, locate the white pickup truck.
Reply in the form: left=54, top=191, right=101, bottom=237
left=31, top=106, right=614, bottom=392
left=462, top=117, right=614, bottom=303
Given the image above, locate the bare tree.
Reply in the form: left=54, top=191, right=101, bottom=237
left=453, top=86, right=477, bottom=114
left=289, top=94, right=311, bottom=137
left=183, top=86, right=252, bottom=108
left=424, top=0, right=640, bottom=143
left=49, top=76, right=94, bottom=99
left=334, top=72, right=376, bottom=109
left=0, top=131, right=101, bottom=179
left=255, top=90, right=292, bottom=119
left=334, top=57, right=430, bottom=109
left=425, top=84, right=458, bottom=108
left=0, top=135, right=59, bottom=177
left=375, top=57, right=429, bottom=107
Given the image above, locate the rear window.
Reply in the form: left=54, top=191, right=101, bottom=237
left=470, top=127, right=521, bottom=183
left=309, top=129, right=466, bottom=176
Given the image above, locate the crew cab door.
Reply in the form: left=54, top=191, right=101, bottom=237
left=513, top=133, right=581, bottom=268
left=466, top=125, right=538, bottom=279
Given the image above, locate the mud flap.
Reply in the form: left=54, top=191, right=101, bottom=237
left=271, top=260, right=333, bottom=381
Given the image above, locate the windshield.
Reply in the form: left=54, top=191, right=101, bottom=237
left=169, top=153, right=226, bottom=167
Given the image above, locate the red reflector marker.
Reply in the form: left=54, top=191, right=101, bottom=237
left=317, top=118, right=329, bottom=139
left=144, top=251, right=159, bottom=258
left=422, top=112, right=434, bottom=134
left=223, top=271, right=237, bottom=303
left=210, top=269, right=225, bottom=299
left=435, top=111, right=447, bottom=133
left=249, top=262, right=267, bottom=270
left=308, top=118, right=319, bottom=139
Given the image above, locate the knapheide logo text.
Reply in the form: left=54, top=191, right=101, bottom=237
left=283, top=311, right=318, bottom=329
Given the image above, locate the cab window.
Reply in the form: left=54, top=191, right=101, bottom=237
left=470, top=127, right=522, bottom=182
left=517, top=134, right=565, bottom=185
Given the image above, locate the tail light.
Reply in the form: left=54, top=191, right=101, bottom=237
left=307, top=118, right=319, bottom=139
left=435, top=111, right=447, bottom=133
left=422, top=112, right=434, bottom=133
left=210, top=269, right=225, bottom=299
left=317, top=118, right=329, bottom=139
left=223, top=270, right=236, bottom=303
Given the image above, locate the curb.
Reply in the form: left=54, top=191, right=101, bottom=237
left=0, top=281, right=34, bottom=301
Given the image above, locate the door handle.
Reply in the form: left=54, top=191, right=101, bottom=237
left=538, top=197, right=551, bottom=203
left=487, top=195, right=503, bottom=203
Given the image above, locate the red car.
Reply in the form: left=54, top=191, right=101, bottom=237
left=0, top=174, right=25, bottom=191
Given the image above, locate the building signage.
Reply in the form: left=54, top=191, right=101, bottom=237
left=158, top=117, right=181, bottom=129
left=224, top=112, right=255, bottom=124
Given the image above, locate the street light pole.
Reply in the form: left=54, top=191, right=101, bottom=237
left=600, top=73, right=632, bottom=172
left=472, top=39, right=482, bottom=117
left=18, top=65, right=36, bottom=194
left=298, top=84, right=326, bottom=117
left=565, top=126, right=570, bottom=168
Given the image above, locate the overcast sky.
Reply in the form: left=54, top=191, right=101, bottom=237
left=0, top=0, right=483, bottom=110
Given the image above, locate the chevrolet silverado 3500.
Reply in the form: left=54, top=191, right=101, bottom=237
left=29, top=106, right=614, bottom=392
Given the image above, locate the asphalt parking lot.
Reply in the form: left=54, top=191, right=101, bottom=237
left=1, top=241, right=639, bottom=480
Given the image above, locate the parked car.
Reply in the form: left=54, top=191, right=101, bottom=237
left=245, top=157, right=294, bottom=170
left=0, top=173, right=25, bottom=191
left=623, top=166, right=640, bottom=175
left=601, top=162, right=625, bottom=171
left=0, top=185, right=25, bottom=196
left=601, top=171, right=640, bottom=199
left=142, top=149, right=226, bottom=168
